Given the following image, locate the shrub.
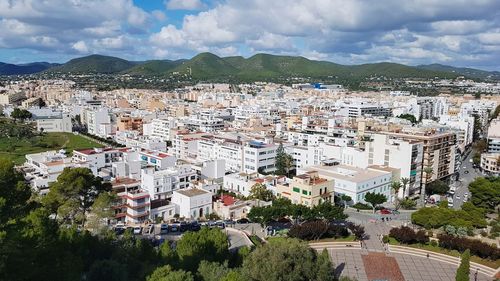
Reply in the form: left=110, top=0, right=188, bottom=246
left=347, top=223, right=365, bottom=240
left=327, top=224, right=349, bottom=238
left=430, top=240, right=438, bottom=247
left=389, top=226, right=429, bottom=244
left=288, top=220, right=329, bottom=241
left=382, top=235, right=390, bottom=244
left=455, top=249, right=470, bottom=281
left=352, top=202, right=371, bottom=210
left=438, top=234, right=500, bottom=260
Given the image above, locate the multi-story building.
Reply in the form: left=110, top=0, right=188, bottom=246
left=172, top=188, right=213, bottom=219
left=480, top=153, right=500, bottom=176
left=298, top=164, right=393, bottom=204
left=385, top=128, right=457, bottom=191
left=115, top=189, right=151, bottom=224
left=365, top=134, right=423, bottom=198
left=487, top=119, right=500, bottom=153
left=85, top=108, right=111, bottom=136
left=141, top=165, right=198, bottom=200
left=276, top=171, right=334, bottom=207
left=185, top=115, right=225, bottom=132
left=0, top=92, right=25, bottom=105
left=117, top=115, right=143, bottom=133
left=36, top=113, right=72, bottom=133
left=150, top=118, right=177, bottom=141
left=138, top=149, right=176, bottom=170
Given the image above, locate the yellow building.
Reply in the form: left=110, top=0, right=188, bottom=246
left=276, top=171, right=334, bottom=207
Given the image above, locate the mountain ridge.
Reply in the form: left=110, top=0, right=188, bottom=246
left=1, top=53, right=498, bottom=81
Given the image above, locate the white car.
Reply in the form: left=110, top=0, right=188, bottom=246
left=456, top=195, right=461, bottom=200
left=133, top=226, right=142, bottom=235
left=464, top=192, right=469, bottom=198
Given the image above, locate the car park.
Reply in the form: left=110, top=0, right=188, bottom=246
left=456, top=195, right=461, bottom=200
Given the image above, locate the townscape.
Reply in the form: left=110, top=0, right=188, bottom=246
left=1, top=1, right=500, bottom=281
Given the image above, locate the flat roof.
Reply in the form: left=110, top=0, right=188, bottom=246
left=301, top=164, right=390, bottom=183
left=175, top=188, right=210, bottom=197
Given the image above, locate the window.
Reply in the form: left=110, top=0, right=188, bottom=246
left=293, top=187, right=300, bottom=193
left=302, top=190, right=308, bottom=195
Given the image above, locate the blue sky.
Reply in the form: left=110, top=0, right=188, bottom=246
left=0, top=0, right=500, bottom=70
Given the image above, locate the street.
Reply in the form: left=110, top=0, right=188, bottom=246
left=452, top=149, right=482, bottom=209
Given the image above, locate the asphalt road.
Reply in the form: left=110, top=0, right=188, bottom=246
left=452, top=150, right=482, bottom=209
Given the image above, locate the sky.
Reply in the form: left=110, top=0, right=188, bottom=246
left=0, top=0, right=499, bottom=70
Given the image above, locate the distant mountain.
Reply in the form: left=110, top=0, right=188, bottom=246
left=3, top=53, right=499, bottom=81
left=0, top=62, right=58, bottom=75
left=46, top=54, right=137, bottom=74
left=417, top=64, right=500, bottom=80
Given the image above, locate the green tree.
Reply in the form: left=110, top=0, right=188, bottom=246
left=397, top=114, right=417, bottom=124
left=426, top=180, right=450, bottom=195
left=242, top=238, right=333, bottom=281
left=400, top=177, right=410, bottom=198
left=147, top=265, right=194, bottom=281
left=87, top=259, right=127, bottom=281
left=42, top=167, right=111, bottom=227
left=364, top=192, right=387, bottom=213
left=197, top=261, right=230, bottom=281
left=455, top=249, right=470, bottom=281
left=10, top=108, right=32, bottom=122
left=87, top=192, right=118, bottom=233
left=275, top=143, right=294, bottom=176
left=391, top=181, right=402, bottom=201
left=249, top=183, right=275, bottom=202
left=468, top=177, right=500, bottom=213
left=316, top=249, right=334, bottom=281
left=176, top=227, right=229, bottom=271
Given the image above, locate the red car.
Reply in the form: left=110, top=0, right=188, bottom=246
left=379, top=209, right=391, bottom=215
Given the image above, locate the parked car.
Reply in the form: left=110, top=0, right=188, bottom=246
left=224, top=219, right=235, bottom=226
left=114, top=227, right=125, bottom=235
left=160, top=224, right=169, bottom=234
left=169, top=222, right=180, bottom=232
left=464, top=170, right=469, bottom=174
left=189, top=221, right=201, bottom=231
left=236, top=218, right=251, bottom=224
left=215, top=221, right=225, bottom=229
left=133, top=226, right=143, bottom=235
left=379, top=209, right=391, bottom=215
left=179, top=221, right=189, bottom=232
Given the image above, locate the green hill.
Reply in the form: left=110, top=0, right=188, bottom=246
left=417, top=64, right=500, bottom=80
left=33, top=52, right=500, bottom=81
left=46, top=54, right=136, bottom=74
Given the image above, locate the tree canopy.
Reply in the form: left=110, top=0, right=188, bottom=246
left=242, top=238, right=334, bottom=281
left=468, top=177, right=500, bottom=213
left=426, top=180, right=450, bottom=195
left=364, top=192, right=387, bottom=212
left=248, top=183, right=275, bottom=202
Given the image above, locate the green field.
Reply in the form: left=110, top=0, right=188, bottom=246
left=0, top=132, right=103, bottom=164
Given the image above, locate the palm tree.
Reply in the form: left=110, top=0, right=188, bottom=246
left=391, top=181, right=402, bottom=201
left=400, top=177, right=410, bottom=198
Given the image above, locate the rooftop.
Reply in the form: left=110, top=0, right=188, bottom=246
left=175, top=188, right=210, bottom=197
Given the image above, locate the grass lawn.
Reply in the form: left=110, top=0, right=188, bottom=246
left=0, top=132, right=103, bottom=164
left=388, top=237, right=500, bottom=268
left=314, top=235, right=357, bottom=243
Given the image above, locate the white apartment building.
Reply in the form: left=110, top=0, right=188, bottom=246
left=185, top=115, right=225, bottom=132
left=223, top=172, right=282, bottom=197
left=85, top=108, right=111, bottom=136
left=23, top=150, right=88, bottom=194
left=365, top=134, right=422, bottom=198
left=141, top=165, right=198, bottom=200
left=72, top=147, right=127, bottom=175
left=439, top=115, right=474, bottom=152
left=172, top=188, right=213, bottom=219
left=487, top=119, right=500, bottom=153
left=299, top=164, right=393, bottom=204
left=150, top=118, right=177, bottom=141
left=242, top=140, right=277, bottom=173
left=480, top=153, right=500, bottom=176
left=139, top=149, right=176, bottom=170
left=36, top=113, right=72, bottom=133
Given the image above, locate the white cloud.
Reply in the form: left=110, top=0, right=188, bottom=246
left=165, top=0, right=205, bottom=10
left=152, top=10, right=167, bottom=22
left=72, top=41, right=89, bottom=53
